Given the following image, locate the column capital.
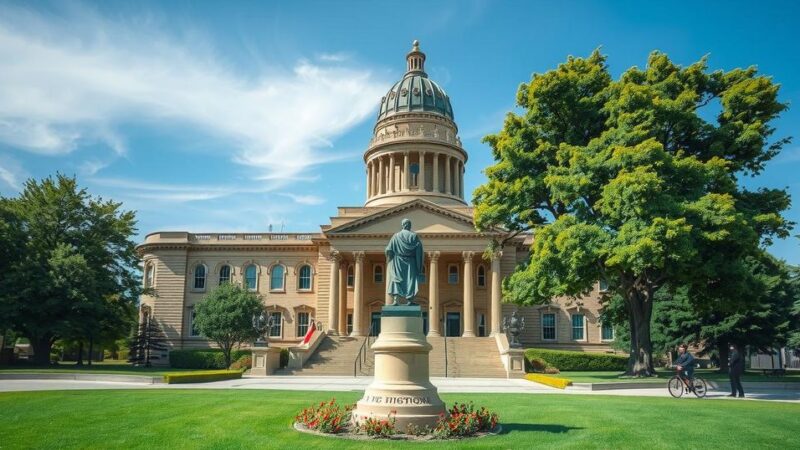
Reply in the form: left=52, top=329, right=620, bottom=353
left=353, top=251, right=365, bottom=262
left=489, top=250, right=503, bottom=261
left=328, top=249, right=342, bottom=262
left=462, top=251, right=475, bottom=262
left=427, top=251, right=441, bottom=262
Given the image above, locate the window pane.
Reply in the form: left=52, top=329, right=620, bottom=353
left=602, top=322, right=614, bottom=340
left=297, top=312, right=310, bottom=337
left=448, top=266, right=458, bottom=284
left=271, top=265, right=285, bottom=290
left=269, top=312, right=282, bottom=337
left=219, top=265, right=231, bottom=284
left=477, top=266, right=486, bottom=287
left=572, top=314, right=585, bottom=340
left=245, top=265, right=257, bottom=290
left=190, top=309, right=199, bottom=336
left=145, top=264, right=154, bottom=288
left=347, top=266, right=354, bottom=287
left=299, top=265, right=311, bottom=290
left=374, top=265, right=383, bottom=283
left=542, top=313, right=555, bottom=340
left=347, top=314, right=353, bottom=334
left=194, top=265, right=206, bottom=289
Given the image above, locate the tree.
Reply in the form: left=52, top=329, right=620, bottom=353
left=193, top=283, right=264, bottom=368
left=0, top=174, right=140, bottom=365
left=789, top=265, right=800, bottom=351
left=474, top=50, right=791, bottom=376
left=128, top=307, right=168, bottom=367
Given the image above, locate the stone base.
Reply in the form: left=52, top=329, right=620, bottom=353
left=352, top=305, right=446, bottom=431
left=250, top=347, right=281, bottom=377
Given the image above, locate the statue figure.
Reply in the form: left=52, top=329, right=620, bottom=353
left=385, top=218, right=424, bottom=306
left=503, top=310, right=525, bottom=349
left=252, top=311, right=274, bottom=347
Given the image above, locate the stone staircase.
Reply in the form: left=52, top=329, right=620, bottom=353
left=277, top=334, right=508, bottom=378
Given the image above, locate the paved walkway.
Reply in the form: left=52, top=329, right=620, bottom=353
left=1, top=376, right=798, bottom=402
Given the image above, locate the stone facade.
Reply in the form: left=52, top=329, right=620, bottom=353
left=136, top=42, right=616, bottom=364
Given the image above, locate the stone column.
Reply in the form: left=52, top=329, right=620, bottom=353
left=454, top=160, right=460, bottom=199
left=389, top=155, right=396, bottom=193
left=445, top=156, right=452, bottom=195
left=351, top=251, right=365, bottom=336
left=462, top=251, right=476, bottom=337
left=459, top=161, right=464, bottom=198
left=403, top=152, right=410, bottom=191
left=419, top=151, right=426, bottom=191
left=490, top=251, right=503, bottom=336
left=328, top=251, right=340, bottom=335
left=427, top=251, right=441, bottom=337
left=366, top=163, right=372, bottom=200
left=378, top=156, right=385, bottom=195
left=338, top=262, right=348, bottom=335
left=432, top=153, right=439, bottom=193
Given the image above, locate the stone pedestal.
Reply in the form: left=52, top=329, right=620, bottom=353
left=250, top=346, right=281, bottom=377
left=352, top=305, right=446, bottom=431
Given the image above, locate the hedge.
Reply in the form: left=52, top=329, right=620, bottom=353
left=524, top=373, right=572, bottom=389
left=525, top=348, right=627, bottom=371
left=169, top=349, right=251, bottom=369
left=163, top=369, right=244, bottom=384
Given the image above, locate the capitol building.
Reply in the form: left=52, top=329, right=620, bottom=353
left=137, top=42, right=613, bottom=373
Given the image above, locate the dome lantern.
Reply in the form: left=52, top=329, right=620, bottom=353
left=406, top=40, right=426, bottom=75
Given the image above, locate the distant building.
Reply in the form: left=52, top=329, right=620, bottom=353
left=136, top=42, right=614, bottom=368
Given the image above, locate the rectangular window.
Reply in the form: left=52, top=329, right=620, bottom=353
left=269, top=312, right=282, bottom=337
left=419, top=264, right=426, bottom=284
left=572, top=314, right=585, bottom=341
left=601, top=322, right=614, bottom=341
left=189, top=308, right=200, bottom=337
left=297, top=312, right=310, bottom=338
left=373, top=265, right=383, bottom=283
left=542, top=313, right=556, bottom=340
left=448, top=264, right=459, bottom=285
left=346, top=313, right=353, bottom=334
left=599, top=279, right=609, bottom=292
left=347, top=266, right=354, bottom=288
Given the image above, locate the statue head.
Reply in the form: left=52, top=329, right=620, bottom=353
left=401, top=218, right=412, bottom=230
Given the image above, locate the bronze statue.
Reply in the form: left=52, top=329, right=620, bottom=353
left=252, top=311, right=274, bottom=347
left=385, top=218, right=423, bottom=306
left=503, top=310, right=525, bottom=348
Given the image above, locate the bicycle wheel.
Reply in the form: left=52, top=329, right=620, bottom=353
left=668, top=376, right=684, bottom=398
left=692, top=377, right=707, bottom=398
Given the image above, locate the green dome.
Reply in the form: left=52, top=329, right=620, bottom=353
left=377, top=41, right=454, bottom=121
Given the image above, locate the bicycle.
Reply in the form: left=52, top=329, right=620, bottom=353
left=667, top=368, right=707, bottom=398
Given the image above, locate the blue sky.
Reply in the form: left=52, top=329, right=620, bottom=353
left=0, top=0, right=798, bottom=264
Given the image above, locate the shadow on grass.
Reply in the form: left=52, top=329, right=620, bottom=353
left=501, top=423, right=584, bottom=434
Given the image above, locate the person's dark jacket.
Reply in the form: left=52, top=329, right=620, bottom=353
left=675, top=352, right=695, bottom=378
left=729, top=349, right=744, bottom=376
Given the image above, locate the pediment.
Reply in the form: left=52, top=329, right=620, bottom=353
left=326, top=199, right=485, bottom=235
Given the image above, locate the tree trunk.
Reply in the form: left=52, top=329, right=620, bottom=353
left=717, top=342, right=729, bottom=374
left=624, top=288, right=656, bottom=377
left=87, top=336, right=94, bottom=366
left=222, top=345, right=232, bottom=369
left=76, top=341, right=84, bottom=366
left=31, top=336, right=53, bottom=366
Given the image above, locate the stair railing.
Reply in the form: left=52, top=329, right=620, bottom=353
left=353, top=322, right=378, bottom=377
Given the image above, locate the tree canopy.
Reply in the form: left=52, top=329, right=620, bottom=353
left=474, top=50, right=792, bottom=375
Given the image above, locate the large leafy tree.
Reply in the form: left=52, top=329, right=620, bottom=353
left=0, top=175, right=140, bottom=365
left=194, top=283, right=264, bottom=368
left=474, top=50, right=792, bottom=375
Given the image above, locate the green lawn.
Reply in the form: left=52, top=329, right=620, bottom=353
left=557, top=369, right=800, bottom=384
left=0, top=390, right=797, bottom=449
left=0, top=361, right=194, bottom=376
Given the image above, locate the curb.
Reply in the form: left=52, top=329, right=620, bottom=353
left=569, top=381, right=799, bottom=391
left=0, top=373, right=163, bottom=384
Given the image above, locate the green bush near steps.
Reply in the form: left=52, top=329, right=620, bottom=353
left=162, top=369, right=244, bottom=384
left=525, top=348, right=627, bottom=371
left=169, top=349, right=251, bottom=369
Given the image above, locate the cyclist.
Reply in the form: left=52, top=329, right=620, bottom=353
left=674, top=344, right=695, bottom=382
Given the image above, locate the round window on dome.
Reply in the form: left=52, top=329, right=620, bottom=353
left=400, top=88, right=408, bottom=97
left=413, top=87, right=420, bottom=96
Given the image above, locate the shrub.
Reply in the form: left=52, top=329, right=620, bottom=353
left=358, top=412, right=396, bottom=438
left=229, top=355, right=252, bottom=370
left=280, top=348, right=289, bottom=368
left=169, top=349, right=250, bottom=369
left=525, top=348, right=627, bottom=371
left=295, top=398, right=353, bottom=434
left=434, top=402, right=498, bottom=438
left=528, top=356, right=560, bottom=374
left=163, top=369, right=244, bottom=384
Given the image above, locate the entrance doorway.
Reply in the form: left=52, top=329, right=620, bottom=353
left=370, top=311, right=381, bottom=336
left=445, top=312, right=461, bottom=337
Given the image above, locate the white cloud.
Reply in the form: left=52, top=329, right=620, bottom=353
left=279, top=192, right=325, bottom=205
left=90, top=176, right=276, bottom=203
left=0, top=155, right=28, bottom=191
left=0, top=4, right=387, bottom=184
left=318, top=52, right=351, bottom=62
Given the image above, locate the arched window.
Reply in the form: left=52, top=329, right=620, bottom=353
left=373, top=265, right=383, bottom=283
left=193, top=265, right=206, bottom=290
left=270, top=265, right=285, bottom=291
left=347, top=265, right=354, bottom=288
left=144, top=263, right=154, bottom=288
left=298, top=265, right=312, bottom=291
left=245, top=264, right=258, bottom=291
left=218, top=265, right=231, bottom=285
left=476, top=265, right=486, bottom=287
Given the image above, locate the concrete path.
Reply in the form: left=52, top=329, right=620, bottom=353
left=1, top=376, right=798, bottom=402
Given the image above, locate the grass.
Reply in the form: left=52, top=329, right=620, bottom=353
left=556, top=369, right=800, bottom=384
left=0, top=361, right=195, bottom=376
left=0, top=389, right=798, bottom=449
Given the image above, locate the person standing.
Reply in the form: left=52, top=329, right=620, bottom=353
left=728, top=344, right=745, bottom=398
